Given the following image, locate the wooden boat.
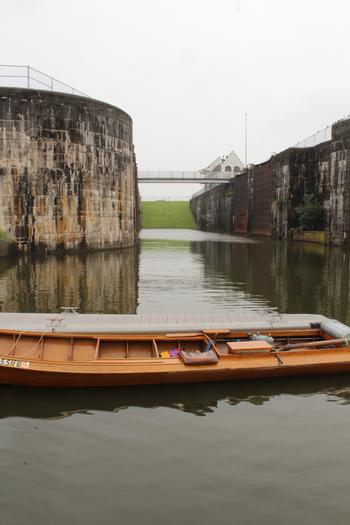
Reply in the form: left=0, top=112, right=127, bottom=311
left=0, top=312, right=350, bottom=387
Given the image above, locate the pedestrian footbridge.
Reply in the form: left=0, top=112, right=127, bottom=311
left=138, top=171, right=232, bottom=183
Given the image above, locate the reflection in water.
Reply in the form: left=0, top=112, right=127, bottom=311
left=0, top=230, right=348, bottom=321
left=0, top=248, right=139, bottom=313
left=2, top=231, right=350, bottom=525
left=139, top=228, right=257, bottom=243
left=190, top=239, right=350, bottom=323
left=2, top=374, right=350, bottom=420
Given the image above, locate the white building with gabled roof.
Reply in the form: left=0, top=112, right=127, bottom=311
left=199, top=150, right=243, bottom=192
left=203, top=150, right=243, bottom=175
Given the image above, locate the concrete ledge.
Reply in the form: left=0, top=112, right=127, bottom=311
left=0, top=240, right=15, bottom=258
left=292, top=229, right=329, bottom=245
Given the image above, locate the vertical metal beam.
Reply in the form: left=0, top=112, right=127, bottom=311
left=245, top=112, right=248, bottom=168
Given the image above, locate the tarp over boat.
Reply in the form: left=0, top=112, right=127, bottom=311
left=0, top=312, right=329, bottom=334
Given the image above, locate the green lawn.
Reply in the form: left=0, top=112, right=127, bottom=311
left=141, top=201, right=198, bottom=229
left=0, top=229, right=13, bottom=241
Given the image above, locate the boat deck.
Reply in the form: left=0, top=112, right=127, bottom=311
left=0, top=312, right=328, bottom=334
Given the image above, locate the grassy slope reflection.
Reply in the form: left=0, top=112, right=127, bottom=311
left=138, top=237, right=276, bottom=313
left=0, top=248, right=139, bottom=313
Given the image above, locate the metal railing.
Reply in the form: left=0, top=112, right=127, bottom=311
left=138, top=170, right=232, bottom=182
left=0, top=64, right=89, bottom=97
left=191, top=187, right=208, bottom=198
left=293, top=115, right=350, bottom=148
left=191, top=183, right=228, bottom=198
left=293, top=125, right=332, bottom=148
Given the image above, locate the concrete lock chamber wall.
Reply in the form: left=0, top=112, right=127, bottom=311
left=0, top=87, right=139, bottom=251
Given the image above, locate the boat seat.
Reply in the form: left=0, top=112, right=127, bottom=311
left=179, top=350, right=219, bottom=366
left=227, top=340, right=272, bottom=353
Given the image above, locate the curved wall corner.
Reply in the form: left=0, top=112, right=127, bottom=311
left=0, top=87, right=138, bottom=251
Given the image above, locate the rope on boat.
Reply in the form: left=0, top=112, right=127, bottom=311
left=7, top=331, right=51, bottom=358
left=270, top=349, right=283, bottom=365
left=7, top=332, right=25, bottom=356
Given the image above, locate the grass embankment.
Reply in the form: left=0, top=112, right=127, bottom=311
left=141, top=201, right=198, bottom=229
left=0, top=230, right=13, bottom=241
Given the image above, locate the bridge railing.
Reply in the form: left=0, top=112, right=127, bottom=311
left=0, top=64, right=89, bottom=98
left=138, top=170, right=232, bottom=180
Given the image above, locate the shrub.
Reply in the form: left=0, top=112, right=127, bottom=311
left=295, top=203, right=325, bottom=231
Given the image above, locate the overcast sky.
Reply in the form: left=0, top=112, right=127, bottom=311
left=2, top=0, right=350, bottom=199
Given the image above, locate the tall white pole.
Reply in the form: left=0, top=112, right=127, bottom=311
left=244, top=112, right=248, bottom=168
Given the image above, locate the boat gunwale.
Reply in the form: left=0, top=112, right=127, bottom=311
left=2, top=345, right=350, bottom=369
left=1, top=327, right=345, bottom=371
left=0, top=327, right=322, bottom=339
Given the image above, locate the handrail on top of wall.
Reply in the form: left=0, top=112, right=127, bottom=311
left=0, top=64, right=89, bottom=98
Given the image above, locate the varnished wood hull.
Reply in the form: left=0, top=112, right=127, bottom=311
left=2, top=352, right=350, bottom=387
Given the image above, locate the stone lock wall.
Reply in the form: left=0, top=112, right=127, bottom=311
left=0, top=88, right=138, bottom=251
left=329, top=120, right=350, bottom=244
left=251, top=161, right=272, bottom=237
left=191, top=117, right=350, bottom=245
left=190, top=182, right=234, bottom=233
left=271, top=147, right=320, bottom=239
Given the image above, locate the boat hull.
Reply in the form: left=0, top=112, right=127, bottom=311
left=0, top=313, right=349, bottom=387
left=2, top=357, right=350, bottom=387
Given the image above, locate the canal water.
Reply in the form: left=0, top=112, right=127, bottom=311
left=1, top=229, right=350, bottom=524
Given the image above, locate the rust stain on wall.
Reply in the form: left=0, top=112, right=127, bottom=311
left=234, top=172, right=249, bottom=234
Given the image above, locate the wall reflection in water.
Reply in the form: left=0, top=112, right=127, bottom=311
left=0, top=232, right=349, bottom=322
left=0, top=247, right=139, bottom=313
left=190, top=240, right=350, bottom=323
left=0, top=231, right=349, bottom=419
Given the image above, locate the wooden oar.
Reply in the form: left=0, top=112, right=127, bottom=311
left=282, top=338, right=349, bottom=351
left=165, top=329, right=231, bottom=338
left=202, top=329, right=231, bottom=335
left=165, top=332, right=202, bottom=338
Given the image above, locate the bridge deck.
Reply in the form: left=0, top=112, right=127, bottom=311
left=138, top=178, right=230, bottom=183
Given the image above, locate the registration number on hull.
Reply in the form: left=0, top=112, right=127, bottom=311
left=0, top=358, right=30, bottom=369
